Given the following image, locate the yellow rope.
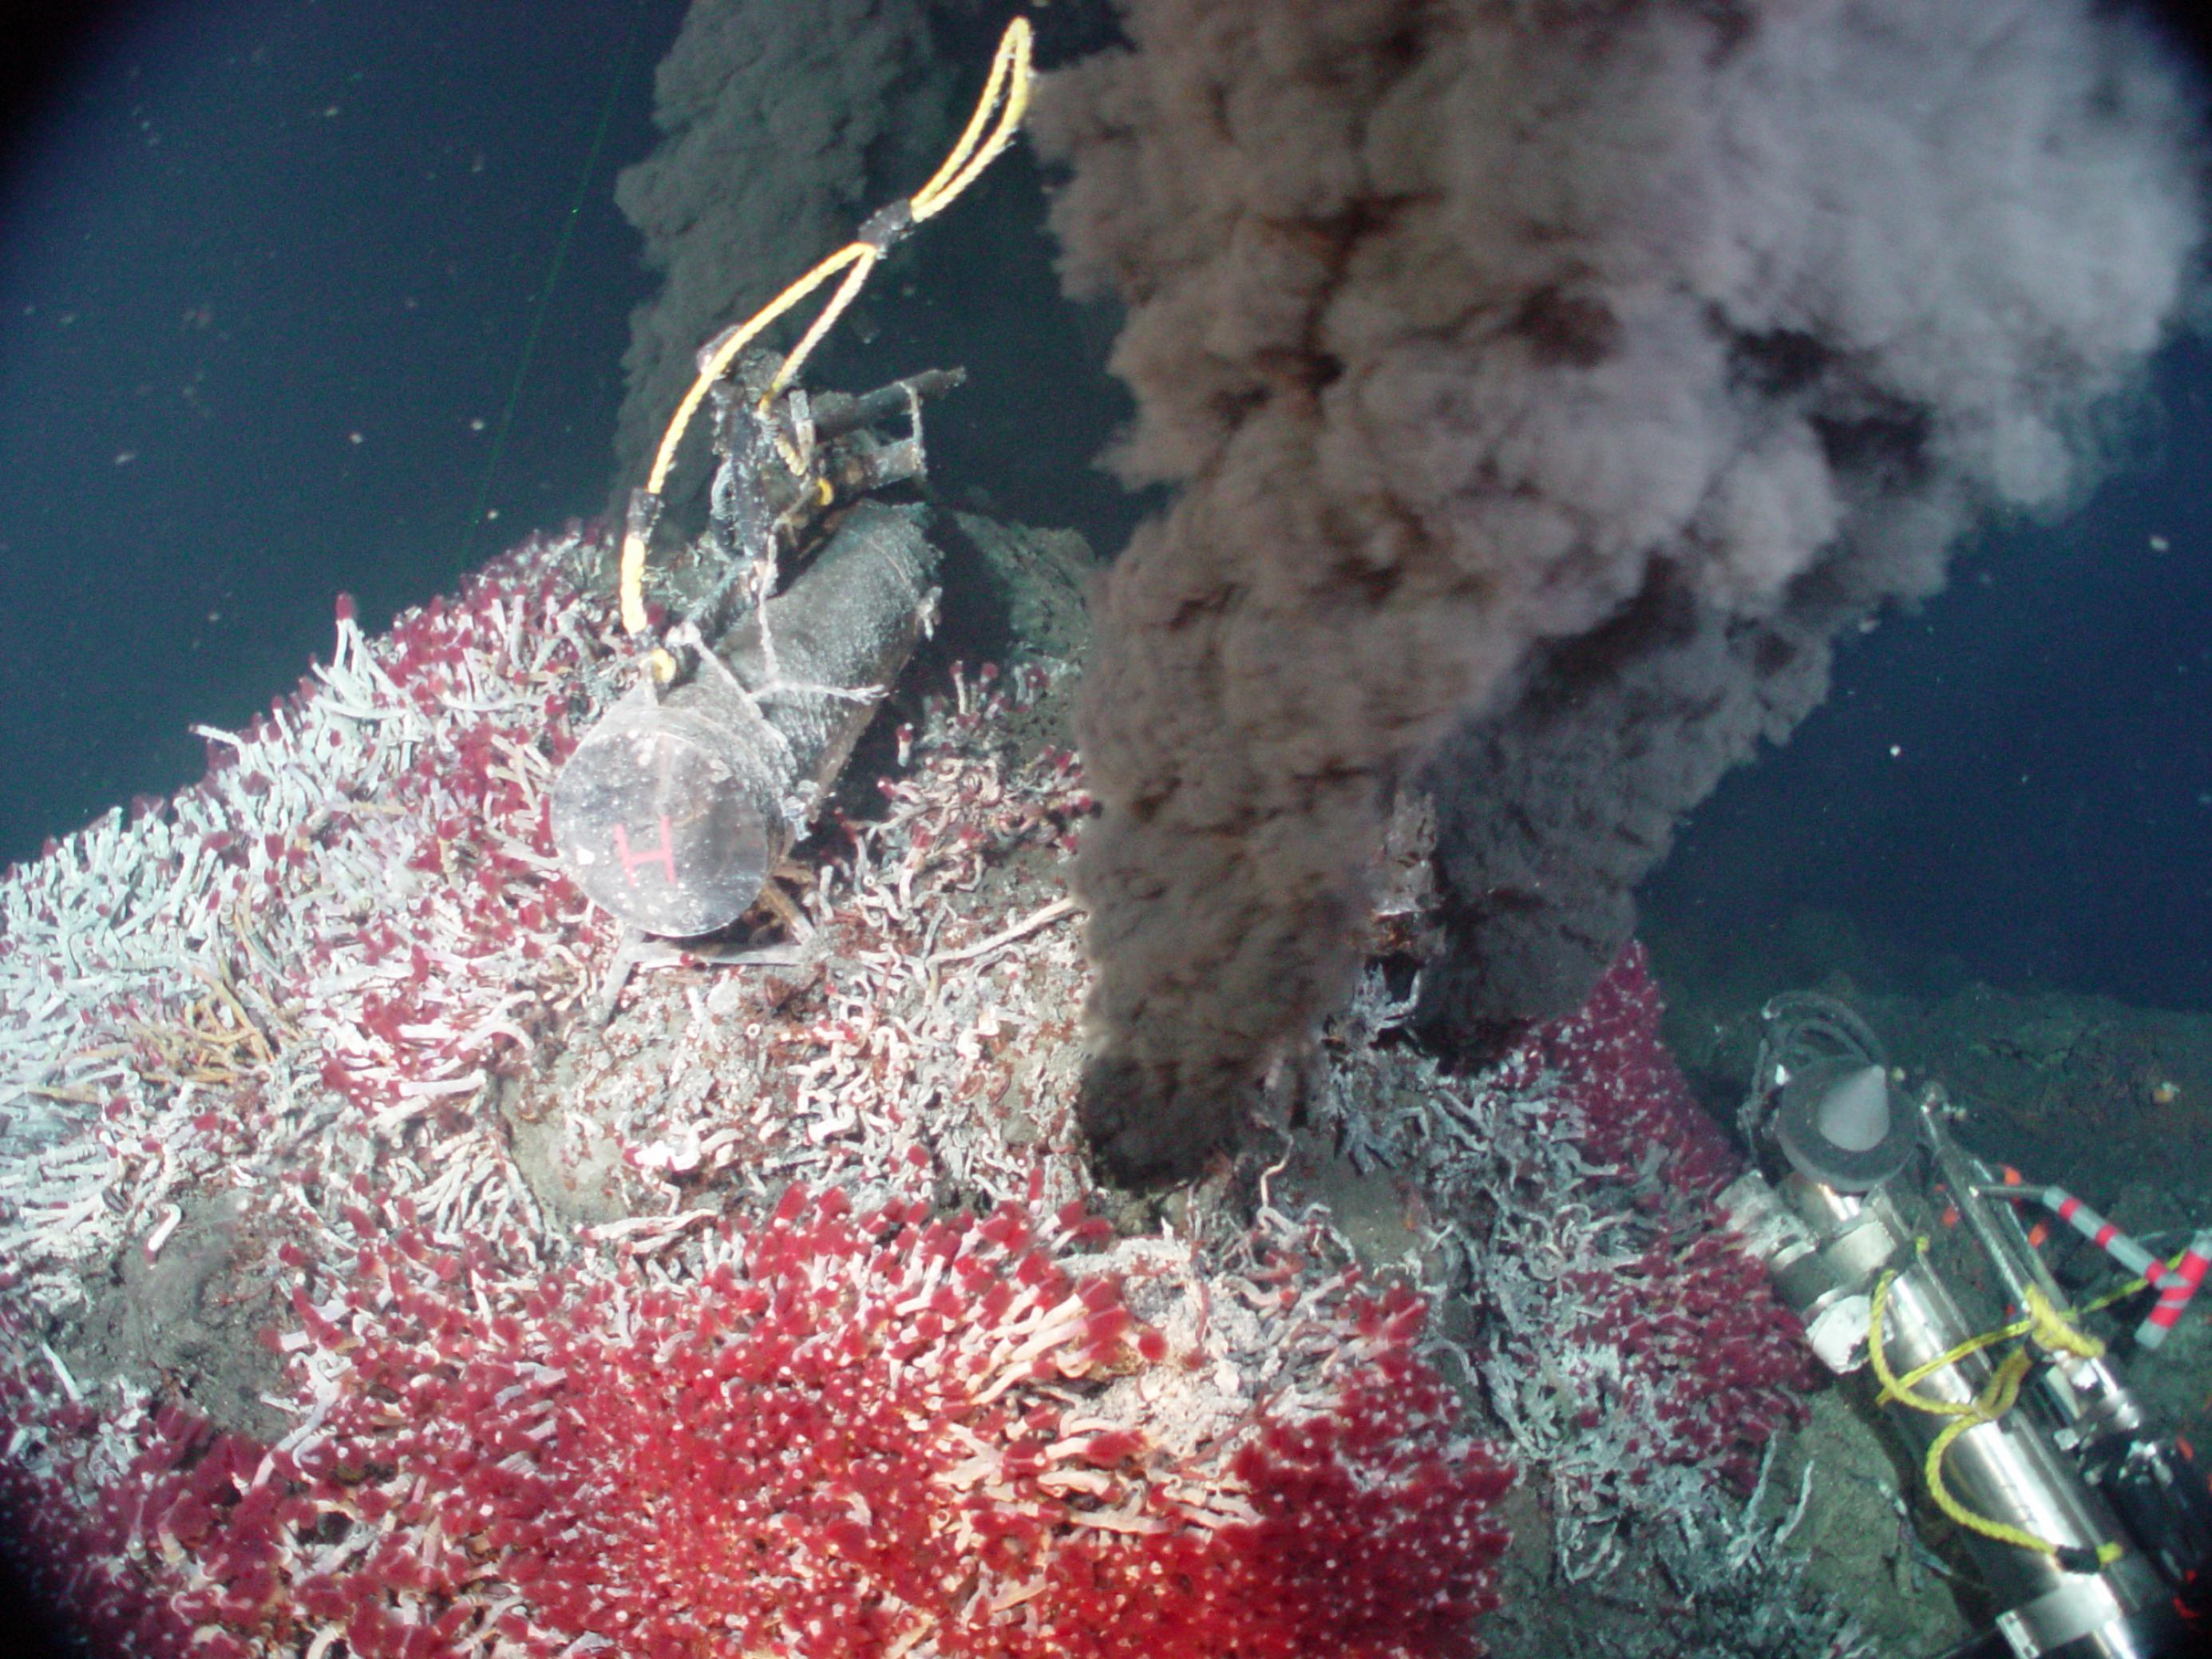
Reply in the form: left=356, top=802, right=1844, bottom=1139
left=2073, top=1245, right=2191, bottom=1319
left=617, top=16, right=1034, bottom=643
left=759, top=10, right=1034, bottom=405
left=2019, top=1281, right=2105, bottom=1362
left=1921, top=1346, right=2055, bottom=1557
left=909, top=17, right=1034, bottom=219
left=1868, top=1266, right=2123, bottom=1568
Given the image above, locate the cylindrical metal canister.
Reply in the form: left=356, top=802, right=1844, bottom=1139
left=553, top=501, right=938, bottom=936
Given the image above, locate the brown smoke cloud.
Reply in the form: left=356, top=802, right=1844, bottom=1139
left=1037, top=0, right=2205, bottom=1181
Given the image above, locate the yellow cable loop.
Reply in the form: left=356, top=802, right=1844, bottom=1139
left=1868, top=1253, right=1968, bottom=1414
left=909, top=15, right=1035, bottom=220
left=1922, top=1347, right=2057, bottom=1557
left=761, top=15, right=1031, bottom=406
left=616, top=16, right=1035, bottom=650
left=1869, top=1268, right=2123, bottom=1567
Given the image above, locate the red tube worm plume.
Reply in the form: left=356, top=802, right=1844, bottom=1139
left=1533, top=944, right=1817, bottom=1485
left=1027, top=1317, right=1510, bottom=1656
left=1534, top=942, right=1739, bottom=1197
left=57, top=1189, right=1508, bottom=1659
left=0, top=1299, right=251, bottom=1659
left=0, top=1453, right=181, bottom=1657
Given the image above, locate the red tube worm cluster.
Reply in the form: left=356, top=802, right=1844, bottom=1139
left=287, top=544, right=619, bottom=1119
left=1523, top=945, right=1816, bottom=1488
left=1531, top=944, right=1740, bottom=1198
left=8, top=1186, right=1510, bottom=1659
left=0, top=526, right=1518, bottom=1656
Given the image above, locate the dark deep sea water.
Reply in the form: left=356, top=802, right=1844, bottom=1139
left=1646, top=332, right=2212, bottom=1013
left=0, top=0, right=689, bottom=870
left=0, top=0, right=1133, bottom=889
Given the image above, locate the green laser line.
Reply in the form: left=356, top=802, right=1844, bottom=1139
left=463, top=0, right=650, bottom=557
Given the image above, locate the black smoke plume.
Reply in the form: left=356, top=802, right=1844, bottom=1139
left=1038, top=0, right=2205, bottom=1181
